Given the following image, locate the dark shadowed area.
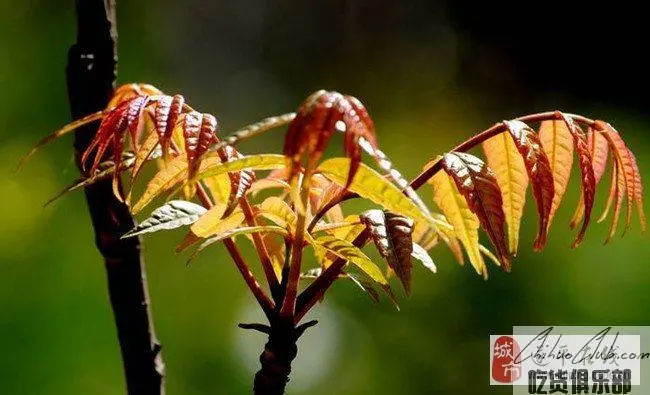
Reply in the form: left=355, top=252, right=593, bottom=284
left=1, top=1, right=648, bottom=394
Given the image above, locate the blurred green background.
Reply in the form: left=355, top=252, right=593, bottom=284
left=2, top=1, right=649, bottom=394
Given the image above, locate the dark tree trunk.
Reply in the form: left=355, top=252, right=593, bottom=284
left=245, top=318, right=317, bottom=395
left=66, top=1, right=165, bottom=394
left=253, top=323, right=297, bottom=395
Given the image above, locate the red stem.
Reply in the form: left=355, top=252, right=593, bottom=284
left=240, top=197, right=282, bottom=302
left=195, top=183, right=276, bottom=319
left=280, top=176, right=311, bottom=318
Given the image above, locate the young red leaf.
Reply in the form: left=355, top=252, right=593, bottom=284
left=628, top=150, right=646, bottom=231
left=555, top=113, right=596, bottom=248
left=439, top=152, right=511, bottom=270
left=154, top=94, right=185, bottom=161
left=595, top=121, right=637, bottom=236
left=81, top=98, right=129, bottom=172
left=569, top=127, right=609, bottom=230
left=360, top=209, right=414, bottom=295
left=110, top=96, right=152, bottom=200
left=183, top=111, right=203, bottom=179
left=284, top=90, right=340, bottom=179
left=81, top=95, right=152, bottom=181
left=502, top=120, right=555, bottom=250
left=218, top=146, right=256, bottom=216
left=607, top=161, right=626, bottom=243
left=283, top=91, right=379, bottom=187
left=341, top=95, right=378, bottom=187
left=124, top=95, right=151, bottom=150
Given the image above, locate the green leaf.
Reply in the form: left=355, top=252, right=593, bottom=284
left=197, top=154, right=287, bottom=180
left=133, top=153, right=286, bottom=213
left=317, top=158, right=444, bottom=230
left=191, top=208, right=245, bottom=238
left=257, top=196, right=297, bottom=230
left=314, top=234, right=387, bottom=286
left=123, top=200, right=207, bottom=238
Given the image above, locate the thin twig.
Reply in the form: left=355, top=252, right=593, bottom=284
left=239, top=197, right=282, bottom=302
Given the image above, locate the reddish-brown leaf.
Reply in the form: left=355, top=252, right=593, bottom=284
left=283, top=91, right=380, bottom=187
left=124, top=95, right=150, bottom=150
left=628, top=150, right=646, bottom=231
left=183, top=111, right=202, bottom=176
left=218, top=146, right=256, bottom=216
left=502, top=120, right=555, bottom=250
left=440, top=152, right=511, bottom=270
left=595, top=121, right=636, bottom=236
left=81, top=98, right=129, bottom=172
left=197, top=113, right=219, bottom=165
left=557, top=113, right=596, bottom=248
left=154, top=94, right=185, bottom=161
left=608, top=161, right=626, bottom=243
left=342, top=95, right=378, bottom=187
left=82, top=95, right=152, bottom=175
left=569, top=127, right=609, bottom=229
left=284, top=90, right=341, bottom=179
left=360, top=210, right=414, bottom=294
left=183, top=112, right=219, bottom=181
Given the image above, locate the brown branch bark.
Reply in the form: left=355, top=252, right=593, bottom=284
left=66, top=1, right=165, bottom=394
left=242, top=318, right=317, bottom=395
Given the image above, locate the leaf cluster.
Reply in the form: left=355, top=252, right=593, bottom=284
left=23, top=84, right=646, bottom=320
